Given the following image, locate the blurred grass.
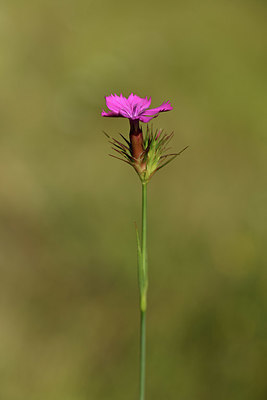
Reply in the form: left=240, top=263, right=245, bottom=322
left=0, top=0, right=267, bottom=399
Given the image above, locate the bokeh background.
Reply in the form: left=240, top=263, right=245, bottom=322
left=1, top=0, right=267, bottom=399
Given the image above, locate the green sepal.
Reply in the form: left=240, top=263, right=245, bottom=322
left=106, top=126, right=188, bottom=184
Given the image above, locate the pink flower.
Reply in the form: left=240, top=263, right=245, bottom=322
left=102, top=93, right=173, bottom=123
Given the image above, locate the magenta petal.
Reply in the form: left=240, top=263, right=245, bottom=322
left=102, top=93, right=172, bottom=123
left=104, top=94, right=132, bottom=118
left=138, top=97, right=152, bottom=113
left=101, top=110, right=120, bottom=117
left=128, top=93, right=151, bottom=112
left=143, top=101, right=173, bottom=116
left=139, top=115, right=156, bottom=123
left=105, top=94, right=125, bottom=113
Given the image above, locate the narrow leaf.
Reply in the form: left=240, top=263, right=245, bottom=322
left=103, top=131, right=110, bottom=138
left=119, top=133, right=131, bottom=146
left=109, top=154, right=131, bottom=165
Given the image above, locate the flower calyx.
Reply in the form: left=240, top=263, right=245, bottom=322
left=105, top=123, right=188, bottom=183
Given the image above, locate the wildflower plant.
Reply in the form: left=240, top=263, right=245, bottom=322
left=102, top=93, right=187, bottom=400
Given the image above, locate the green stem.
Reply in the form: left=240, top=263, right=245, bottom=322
left=140, top=182, right=148, bottom=400
left=142, top=183, right=148, bottom=298
left=140, top=309, right=146, bottom=400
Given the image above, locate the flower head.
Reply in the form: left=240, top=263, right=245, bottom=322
left=102, top=93, right=173, bottom=123
left=102, top=93, right=186, bottom=183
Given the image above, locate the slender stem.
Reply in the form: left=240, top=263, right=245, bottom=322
left=140, top=182, right=148, bottom=400
left=140, top=309, right=146, bottom=400
left=142, top=183, right=147, bottom=290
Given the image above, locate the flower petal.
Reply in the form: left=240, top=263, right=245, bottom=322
left=102, top=94, right=172, bottom=122
left=105, top=94, right=124, bottom=112
left=143, top=101, right=173, bottom=116
left=139, top=115, right=157, bottom=123
left=101, top=109, right=120, bottom=117
left=128, top=94, right=151, bottom=112
left=105, top=94, right=133, bottom=118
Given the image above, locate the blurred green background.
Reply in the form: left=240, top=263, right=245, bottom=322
left=0, top=0, right=267, bottom=399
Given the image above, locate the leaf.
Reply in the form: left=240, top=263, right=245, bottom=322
left=109, top=154, right=131, bottom=165
left=156, top=154, right=179, bottom=171
left=156, top=146, right=189, bottom=171
left=112, top=138, right=129, bottom=151
left=119, top=133, right=131, bottom=146
left=103, top=130, right=110, bottom=138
